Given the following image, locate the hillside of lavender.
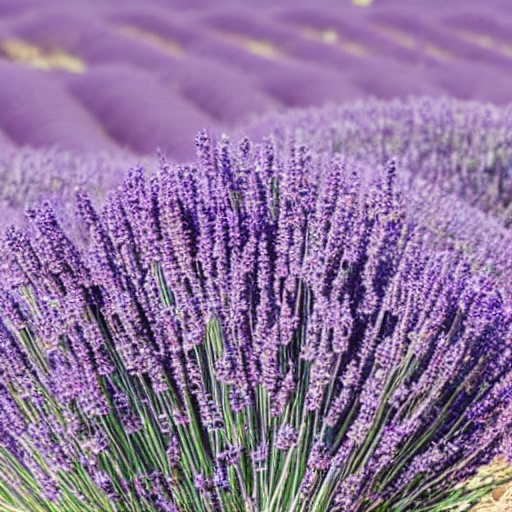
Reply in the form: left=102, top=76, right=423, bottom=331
left=246, top=98, right=512, bottom=221
left=2, top=1, right=512, bottom=511
left=1, top=0, right=512, bottom=160
left=0, top=149, right=152, bottom=232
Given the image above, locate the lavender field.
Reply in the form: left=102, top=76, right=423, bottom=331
left=1, top=0, right=512, bottom=159
left=1, top=1, right=512, bottom=511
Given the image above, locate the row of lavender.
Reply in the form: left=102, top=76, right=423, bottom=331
left=0, top=100, right=512, bottom=511
left=246, top=97, right=512, bottom=223
left=0, top=148, right=156, bottom=234
left=3, top=0, right=512, bottom=159
left=246, top=97, right=512, bottom=288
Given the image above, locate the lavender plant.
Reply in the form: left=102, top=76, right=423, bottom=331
left=244, top=97, right=512, bottom=292
left=404, top=178, right=512, bottom=294
left=1, top=133, right=512, bottom=512
left=245, top=97, right=512, bottom=224
left=0, top=148, right=143, bottom=231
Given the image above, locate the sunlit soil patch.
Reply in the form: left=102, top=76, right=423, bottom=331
left=352, top=0, right=374, bottom=6
left=373, top=25, right=416, bottom=49
left=0, top=39, right=86, bottom=73
left=210, top=30, right=284, bottom=59
left=369, top=25, right=453, bottom=61
left=301, top=26, right=370, bottom=56
left=424, top=42, right=453, bottom=61
left=114, top=24, right=185, bottom=57
left=455, top=30, right=512, bottom=59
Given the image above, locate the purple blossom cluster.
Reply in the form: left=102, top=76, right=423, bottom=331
left=245, top=97, right=512, bottom=302
left=0, top=130, right=512, bottom=511
left=406, top=179, right=512, bottom=295
left=246, top=97, right=512, bottom=224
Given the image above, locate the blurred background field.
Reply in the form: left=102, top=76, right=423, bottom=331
left=1, top=0, right=512, bottom=161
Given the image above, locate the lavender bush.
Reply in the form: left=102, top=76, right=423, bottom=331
left=243, top=97, right=512, bottom=295
left=1, top=133, right=512, bottom=512
left=245, top=97, right=512, bottom=224
left=403, top=178, right=512, bottom=293
left=0, top=148, right=145, bottom=231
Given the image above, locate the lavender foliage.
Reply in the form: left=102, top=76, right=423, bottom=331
left=0, top=133, right=512, bottom=511
left=246, top=97, right=512, bottom=224
left=0, top=148, right=147, bottom=230
left=243, top=97, right=512, bottom=301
